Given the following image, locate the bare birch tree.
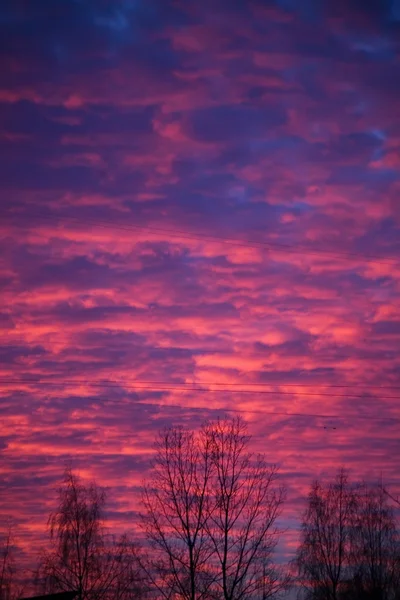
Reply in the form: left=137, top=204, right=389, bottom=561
left=383, top=487, right=400, bottom=510
left=205, top=417, right=287, bottom=600
left=0, top=523, right=17, bottom=600
left=140, top=427, right=215, bottom=600
left=349, top=483, right=400, bottom=599
left=295, top=469, right=356, bottom=600
left=37, top=468, right=145, bottom=600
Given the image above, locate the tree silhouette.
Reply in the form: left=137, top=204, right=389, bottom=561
left=140, top=417, right=288, bottom=600
left=0, top=523, right=18, bottom=600
left=204, top=417, right=288, bottom=600
left=295, top=469, right=356, bottom=600
left=37, top=468, right=145, bottom=600
left=347, top=483, right=400, bottom=600
left=140, top=426, right=215, bottom=600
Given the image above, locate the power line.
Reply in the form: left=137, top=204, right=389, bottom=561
left=1, top=375, right=400, bottom=391
left=2, top=377, right=400, bottom=400
left=122, top=399, right=400, bottom=423
left=3, top=210, right=400, bottom=266
left=2, top=384, right=398, bottom=424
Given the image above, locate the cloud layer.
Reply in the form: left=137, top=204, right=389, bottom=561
left=1, top=0, right=400, bottom=572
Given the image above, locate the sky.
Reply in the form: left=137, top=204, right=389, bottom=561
left=1, top=0, right=400, bottom=575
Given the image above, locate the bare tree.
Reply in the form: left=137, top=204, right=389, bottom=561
left=140, top=418, right=288, bottom=600
left=383, top=488, right=400, bottom=509
left=140, top=426, right=215, bottom=600
left=0, top=523, right=16, bottom=600
left=205, top=417, right=287, bottom=600
left=349, top=483, right=400, bottom=600
left=295, top=469, right=356, bottom=600
left=37, top=468, right=145, bottom=600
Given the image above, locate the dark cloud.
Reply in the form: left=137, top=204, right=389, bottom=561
left=188, top=104, right=287, bottom=143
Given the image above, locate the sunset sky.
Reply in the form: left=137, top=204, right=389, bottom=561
left=1, top=0, right=400, bottom=572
